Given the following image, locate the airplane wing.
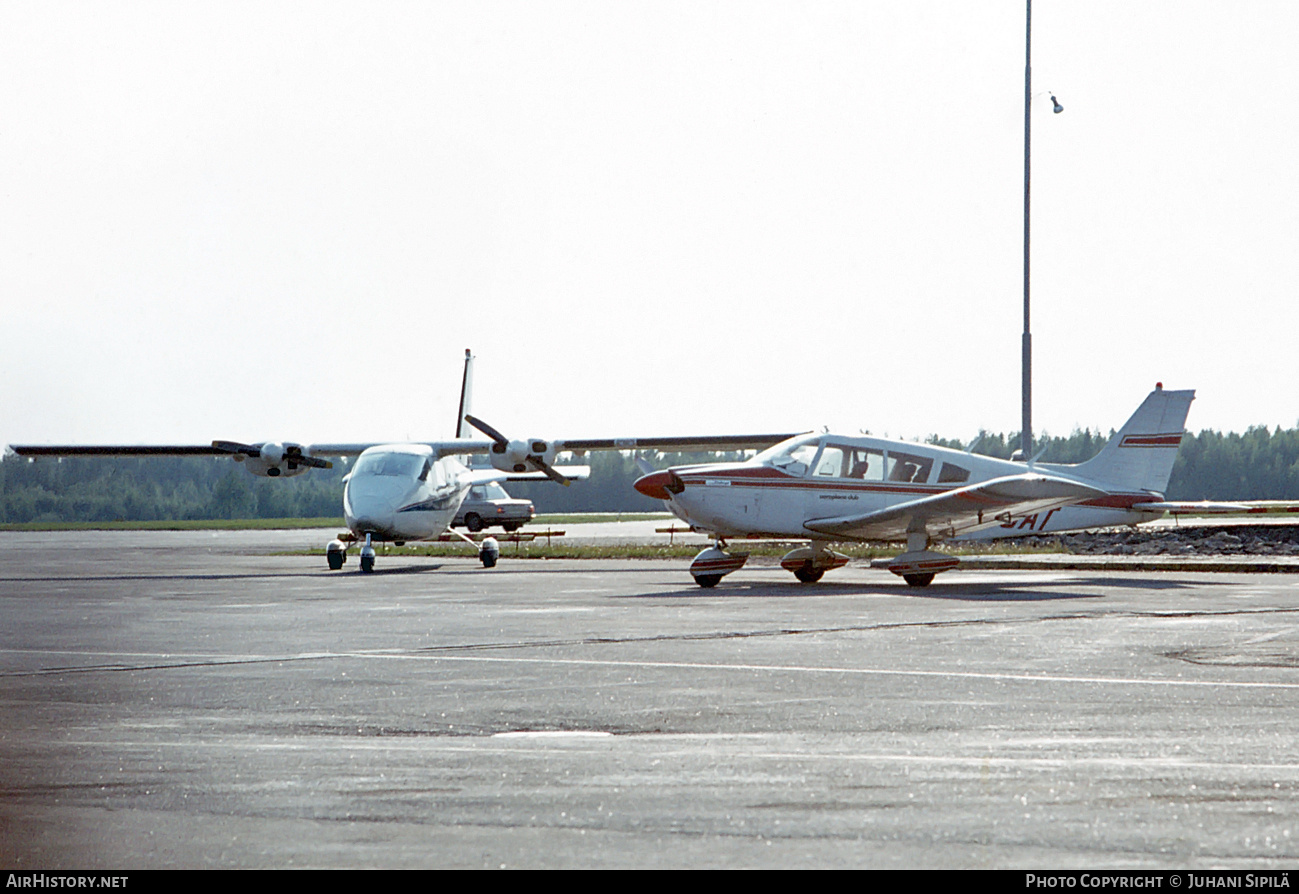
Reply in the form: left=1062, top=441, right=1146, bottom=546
left=435, top=424, right=800, bottom=485
left=9, top=432, right=795, bottom=482
left=11, top=444, right=231, bottom=457
left=803, top=473, right=1110, bottom=542
left=555, top=434, right=800, bottom=452
left=11, top=441, right=336, bottom=469
left=11, top=433, right=794, bottom=461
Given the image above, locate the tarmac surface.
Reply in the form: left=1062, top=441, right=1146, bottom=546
left=4, top=528, right=1299, bottom=868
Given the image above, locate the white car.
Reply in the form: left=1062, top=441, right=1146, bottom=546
left=451, top=482, right=536, bottom=532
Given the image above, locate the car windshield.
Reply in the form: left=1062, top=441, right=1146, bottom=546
left=353, top=451, right=425, bottom=478
left=468, top=483, right=510, bottom=501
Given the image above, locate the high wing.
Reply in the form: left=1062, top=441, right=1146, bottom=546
left=12, top=444, right=234, bottom=457
left=555, top=434, right=801, bottom=451
left=9, top=431, right=794, bottom=478
left=803, top=473, right=1110, bottom=542
left=11, top=441, right=334, bottom=470
left=448, top=418, right=800, bottom=486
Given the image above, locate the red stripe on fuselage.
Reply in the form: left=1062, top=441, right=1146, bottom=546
left=677, top=473, right=938, bottom=496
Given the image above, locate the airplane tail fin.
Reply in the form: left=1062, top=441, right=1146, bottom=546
left=455, top=349, right=474, bottom=439
left=1066, top=385, right=1194, bottom=494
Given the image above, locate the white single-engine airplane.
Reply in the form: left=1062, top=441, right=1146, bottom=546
left=632, top=384, right=1240, bottom=588
left=9, top=350, right=793, bottom=573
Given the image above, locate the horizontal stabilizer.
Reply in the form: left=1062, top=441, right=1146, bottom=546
left=805, top=473, right=1108, bottom=542
left=1133, top=500, right=1299, bottom=516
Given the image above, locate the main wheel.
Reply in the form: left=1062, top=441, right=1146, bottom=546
left=903, top=572, right=934, bottom=587
left=480, top=551, right=498, bottom=568
left=327, top=551, right=344, bottom=571
left=794, top=565, right=824, bottom=584
left=465, top=513, right=484, bottom=532
left=360, top=555, right=375, bottom=573
left=693, top=574, right=722, bottom=588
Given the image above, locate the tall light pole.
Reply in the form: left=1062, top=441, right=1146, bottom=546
left=1021, top=0, right=1061, bottom=460
left=1021, top=0, right=1033, bottom=460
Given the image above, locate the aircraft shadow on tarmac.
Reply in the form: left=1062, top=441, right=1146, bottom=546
left=2, top=565, right=446, bottom=583
left=624, top=574, right=1207, bottom=602
left=331, top=564, right=446, bottom=576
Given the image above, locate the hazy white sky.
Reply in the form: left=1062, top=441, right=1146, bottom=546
left=4, top=1, right=1297, bottom=451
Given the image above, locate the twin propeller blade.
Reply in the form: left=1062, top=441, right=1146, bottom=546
left=463, top=415, right=572, bottom=486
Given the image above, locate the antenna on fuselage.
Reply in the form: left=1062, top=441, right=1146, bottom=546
left=456, top=349, right=475, bottom=439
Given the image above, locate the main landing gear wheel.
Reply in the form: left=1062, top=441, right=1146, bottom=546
left=693, top=574, right=722, bottom=588
left=793, top=564, right=824, bottom=584
left=326, top=539, right=347, bottom=570
left=360, top=555, right=375, bottom=573
left=465, top=513, right=484, bottom=532
left=903, top=573, right=934, bottom=587
left=479, top=537, right=500, bottom=568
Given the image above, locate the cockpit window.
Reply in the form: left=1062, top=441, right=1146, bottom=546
left=937, top=462, right=970, bottom=483
left=353, top=451, right=426, bottom=478
left=813, top=444, right=886, bottom=481
left=885, top=451, right=934, bottom=484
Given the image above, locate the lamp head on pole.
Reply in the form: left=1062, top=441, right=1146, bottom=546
left=1050, top=94, right=1064, bottom=114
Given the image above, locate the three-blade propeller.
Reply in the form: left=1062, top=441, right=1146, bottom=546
left=463, top=415, right=572, bottom=486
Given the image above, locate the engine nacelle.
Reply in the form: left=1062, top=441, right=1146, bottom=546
left=235, top=441, right=311, bottom=477
left=488, top=438, right=556, bottom=474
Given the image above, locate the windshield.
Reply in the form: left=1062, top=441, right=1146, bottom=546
left=353, top=451, right=426, bottom=478
left=754, top=435, right=821, bottom=475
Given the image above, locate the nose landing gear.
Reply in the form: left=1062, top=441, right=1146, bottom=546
left=359, top=533, right=376, bottom=573
left=689, top=540, right=748, bottom=588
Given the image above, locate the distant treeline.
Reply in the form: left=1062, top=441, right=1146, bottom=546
left=5, top=426, right=1299, bottom=523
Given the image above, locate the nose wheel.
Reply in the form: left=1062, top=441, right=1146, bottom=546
left=359, top=533, right=376, bottom=573
left=689, top=540, right=748, bottom=587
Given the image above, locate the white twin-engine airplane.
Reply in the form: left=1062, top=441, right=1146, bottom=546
left=9, top=350, right=793, bottom=573
left=634, top=384, right=1217, bottom=588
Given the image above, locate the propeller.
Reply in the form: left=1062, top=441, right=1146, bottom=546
left=210, top=440, right=332, bottom=470
left=463, top=415, right=572, bottom=486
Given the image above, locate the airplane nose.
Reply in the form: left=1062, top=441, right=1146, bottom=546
left=634, top=470, right=684, bottom=500
left=344, top=476, right=404, bottom=534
